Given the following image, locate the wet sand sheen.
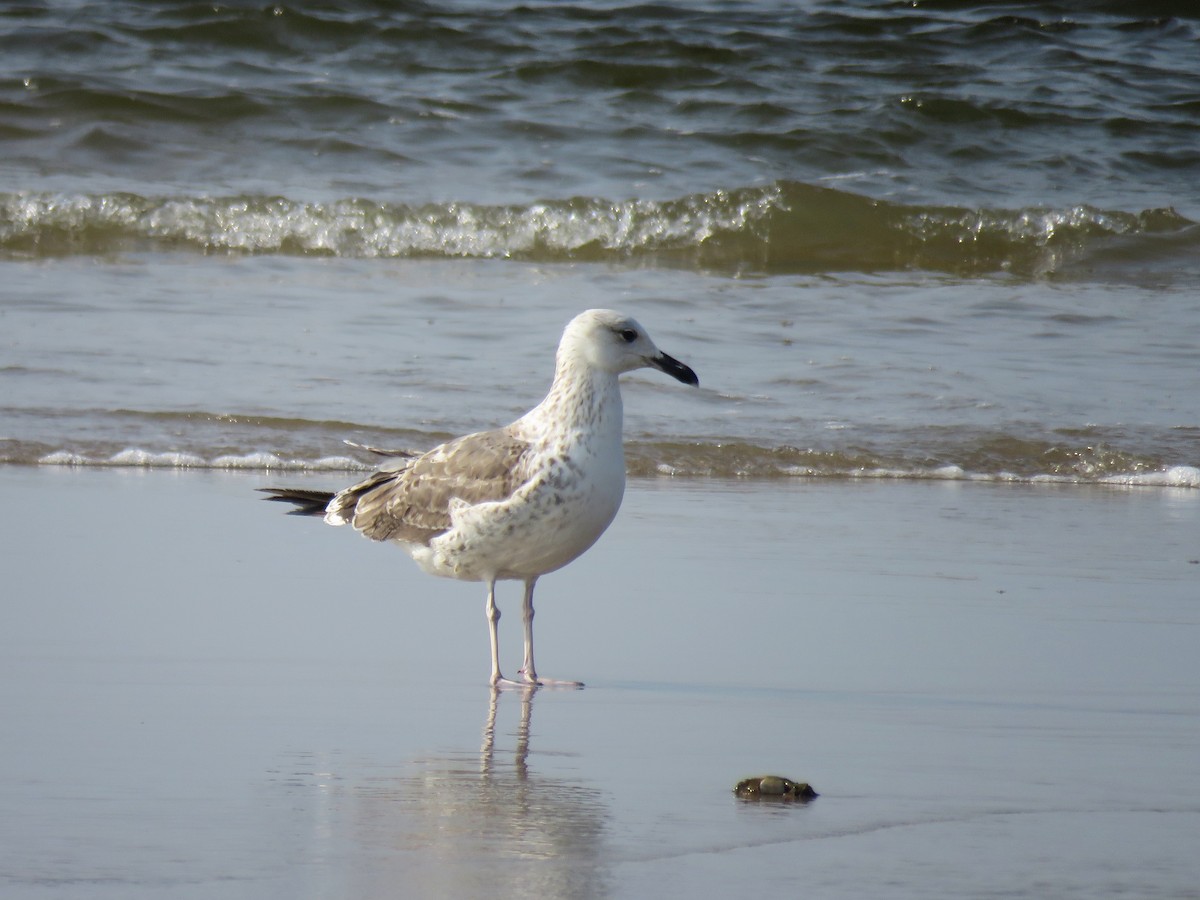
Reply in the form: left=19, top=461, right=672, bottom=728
left=0, top=468, right=1197, bottom=898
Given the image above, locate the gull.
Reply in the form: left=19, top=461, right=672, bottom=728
left=260, top=309, right=698, bottom=687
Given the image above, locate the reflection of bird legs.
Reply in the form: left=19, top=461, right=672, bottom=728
left=514, top=688, right=531, bottom=780
left=481, top=684, right=536, bottom=778
left=481, top=687, right=498, bottom=761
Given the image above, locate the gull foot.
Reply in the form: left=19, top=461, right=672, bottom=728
left=492, top=676, right=537, bottom=691
left=517, top=668, right=584, bottom=688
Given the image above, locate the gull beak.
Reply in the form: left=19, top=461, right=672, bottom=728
left=651, top=351, right=699, bottom=387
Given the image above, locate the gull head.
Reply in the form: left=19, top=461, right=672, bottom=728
left=560, top=309, right=699, bottom=386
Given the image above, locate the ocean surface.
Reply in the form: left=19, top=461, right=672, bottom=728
left=2, top=0, right=1198, bottom=485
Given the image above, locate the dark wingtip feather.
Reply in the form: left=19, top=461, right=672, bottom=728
left=258, top=487, right=335, bottom=517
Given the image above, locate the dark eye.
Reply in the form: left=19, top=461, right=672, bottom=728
left=619, top=328, right=638, bottom=343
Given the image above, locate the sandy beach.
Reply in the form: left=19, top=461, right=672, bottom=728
left=1, top=466, right=1197, bottom=898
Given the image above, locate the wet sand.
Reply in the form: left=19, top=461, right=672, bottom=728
left=1, top=467, right=1198, bottom=899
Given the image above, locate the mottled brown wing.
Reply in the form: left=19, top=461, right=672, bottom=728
left=327, top=427, right=533, bottom=544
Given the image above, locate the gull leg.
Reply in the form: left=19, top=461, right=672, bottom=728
left=518, top=577, right=583, bottom=688
left=485, top=579, right=506, bottom=686
left=519, top=576, right=539, bottom=683
left=485, top=579, right=525, bottom=689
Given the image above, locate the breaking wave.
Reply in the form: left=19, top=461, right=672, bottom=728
left=3, top=182, right=1195, bottom=280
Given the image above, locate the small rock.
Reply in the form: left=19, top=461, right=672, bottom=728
left=735, top=775, right=818, bottom=801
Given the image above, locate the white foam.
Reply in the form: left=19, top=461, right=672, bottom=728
left=31, top=446, right=1200, bottom=490
left=211, top=452, right=367, bottom=471
left=37, top=451, right=92, bottom=466
left=37, top=448, right=368, bottom=472
left=110, top=449, right=207, bottom=467
left=1102, top=466, right=1200, bottom=489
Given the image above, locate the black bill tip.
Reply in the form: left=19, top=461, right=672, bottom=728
left=653, top=351, right=699, bottom=387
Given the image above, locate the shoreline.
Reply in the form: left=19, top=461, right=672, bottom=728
left=10, top=454, right=1200, bottom=489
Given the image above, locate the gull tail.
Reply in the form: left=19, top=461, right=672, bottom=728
left=258, top=487, right=335, bottom=517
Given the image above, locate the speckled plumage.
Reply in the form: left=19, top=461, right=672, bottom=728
left=261, top=308, right=698, bottom=686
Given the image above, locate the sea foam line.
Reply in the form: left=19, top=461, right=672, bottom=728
left=37, top=449, right=369, bottom=471
left=32, top=449, right=1200, bottom=488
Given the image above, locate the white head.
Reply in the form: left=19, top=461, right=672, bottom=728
left=557, top=309, right=699, bottom=385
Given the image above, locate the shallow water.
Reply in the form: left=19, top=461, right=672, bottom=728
left=1, top=468, right=1197, bottom=898
left=3, top=254, right=1197, bottom=484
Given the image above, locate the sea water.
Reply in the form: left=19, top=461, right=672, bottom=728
left=1, top=1, right=1197, bottom=485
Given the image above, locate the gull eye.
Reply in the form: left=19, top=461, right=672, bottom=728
left=618, top=328, right=638, bottom=343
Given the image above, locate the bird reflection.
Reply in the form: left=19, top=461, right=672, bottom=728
left=480, top=683, right=532, bottom=777
left=308, top=686, right=609, bottom=899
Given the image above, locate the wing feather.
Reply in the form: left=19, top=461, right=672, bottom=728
left=327, top=427, right=533, bottom=544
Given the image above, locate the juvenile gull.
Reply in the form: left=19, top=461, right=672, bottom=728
left=261, top=309, right=698, bottom=687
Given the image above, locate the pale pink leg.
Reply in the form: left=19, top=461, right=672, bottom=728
left=518, top=577, right=582, bottom=688
left=486, top=579, right=526, bottom=689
